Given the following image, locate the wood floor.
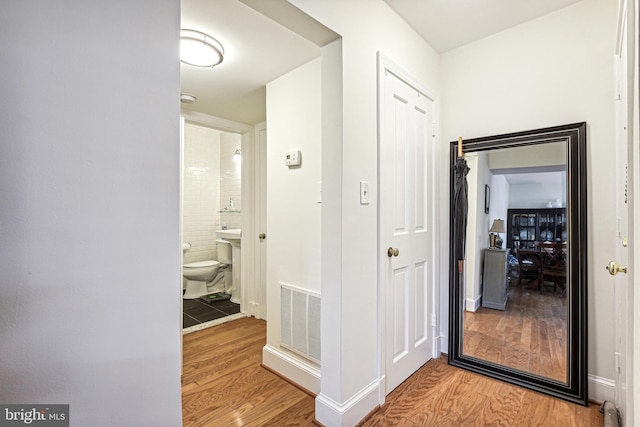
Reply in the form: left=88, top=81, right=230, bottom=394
left=182, top=317, right=602, bottom=426
left=464, top=284, right=567, bottom=381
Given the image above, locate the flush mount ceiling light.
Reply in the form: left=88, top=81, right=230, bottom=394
left=180, top=29, right=224, bottom=68
left=180, top=93, right=197, bottom=104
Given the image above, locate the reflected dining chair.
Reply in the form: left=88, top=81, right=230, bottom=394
left=515, top=242, right=543, bottom=289
left=539, top=242, right=568, bottom=295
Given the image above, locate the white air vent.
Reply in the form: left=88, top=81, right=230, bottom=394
left=280, top=283, right=321, bottom=363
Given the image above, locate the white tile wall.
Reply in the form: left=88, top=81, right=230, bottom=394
left=219, top=132, right=242, bottom=230
left=183, top=123, right=241, bottom=265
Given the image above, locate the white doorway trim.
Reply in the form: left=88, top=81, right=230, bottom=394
left=253, top=121, right=267, bottom=319
left=376, top=52, right=440, bottom=403
left=179, top=110, right=258, bottom=318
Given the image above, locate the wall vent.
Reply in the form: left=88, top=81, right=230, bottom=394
left=280, top=283, right=321, bottom=363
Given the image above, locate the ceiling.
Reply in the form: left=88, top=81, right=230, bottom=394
left=180, top=0, right=329, bottom=125
left=383, top=0, right=583, bottom=53
left=502, top=171, right=565, bottom=186
left=180, top=0, right=584, bottom=125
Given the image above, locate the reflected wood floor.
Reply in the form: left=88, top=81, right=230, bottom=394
left=183, top=317, right=601, bottom=426
left=464, top=284, right=567, bottom=381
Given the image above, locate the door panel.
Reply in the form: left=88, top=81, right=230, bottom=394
left=381, top=61, right=435, bottom=394
left=415, top=261, right=427, bottom=344
left=393, top=267, right=408, bottom=361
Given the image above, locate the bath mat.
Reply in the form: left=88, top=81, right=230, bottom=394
left=199, top=292, right=232, bottom=303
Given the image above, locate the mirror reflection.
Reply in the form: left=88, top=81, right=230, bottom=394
left=461, top=142, right=568, bottom=382
left=449, top=122, right=587, bottom=405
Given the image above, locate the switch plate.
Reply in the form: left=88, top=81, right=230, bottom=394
left=285, top=150, right=301, bottom=167
left=360, top=181, right=370, bottom=204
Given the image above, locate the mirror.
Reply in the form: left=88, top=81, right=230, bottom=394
left=448, top=122, right=587, bottom=406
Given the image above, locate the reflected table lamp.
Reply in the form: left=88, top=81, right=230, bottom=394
left=489, top=219, right=506, bottom=248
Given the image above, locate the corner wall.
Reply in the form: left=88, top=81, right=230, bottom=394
left=286, top=1, right=442, bottom=425
left=0, top=1, right=182, bottom=425
left=263, top=57, right=323, bottom=392
left=440, top=0, right=618, bottom=401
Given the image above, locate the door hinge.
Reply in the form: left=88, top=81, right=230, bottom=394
left=431, top=313, right=436, bottom=327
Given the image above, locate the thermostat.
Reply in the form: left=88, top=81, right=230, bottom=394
left=285, top=150, right=301, bottom=167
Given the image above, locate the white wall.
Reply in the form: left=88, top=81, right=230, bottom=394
left=0, top=1, right=182, bottom=426
left=489, top=142, right=566, bottom=171
left=219, top=132, right=242, bottom=230
left=441, top=0, right=618, bottom=396
left=509, top=182, right=565, bottom=209
left=489, top=174, right=510, bottom=236
left=264, top=57, right=322, bottom=389
left=285, top=1, right=441, bottom=425
left=464, top=153, right=492, bottom=310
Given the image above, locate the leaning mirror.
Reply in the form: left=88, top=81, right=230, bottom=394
left=448, top=122, right=587, bottom=405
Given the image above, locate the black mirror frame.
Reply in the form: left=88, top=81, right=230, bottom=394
left=448, top=122, right=588, bottom=406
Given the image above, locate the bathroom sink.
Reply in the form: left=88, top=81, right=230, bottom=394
left=216, top=229, right=241, bottom=241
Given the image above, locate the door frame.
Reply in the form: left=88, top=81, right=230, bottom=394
left=253, top=121, right=267, bottom=320
left=613, top=0, right=637, bottom=423
left=376, top=52, right=440, bottom=402
left=179, top=110, right=260, bottom=318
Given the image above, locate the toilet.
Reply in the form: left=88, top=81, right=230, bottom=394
left=182, top=239, right=233, bottom=300
left=182, top=260, right=222, bottom=299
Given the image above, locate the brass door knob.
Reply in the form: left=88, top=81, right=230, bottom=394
left=606, top=261, right=627, bottom=275
left=387, top=247, right=399, bottom=257
left=259, top=233, right=266, bottom=240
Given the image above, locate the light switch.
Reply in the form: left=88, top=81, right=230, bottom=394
left=360, top=181, right=370, bottom=205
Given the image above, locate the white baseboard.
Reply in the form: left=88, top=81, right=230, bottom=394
left=315, top=378, right=381, bottom=427
left=262, top=344, right=320, bottom=394
left=588, top=374, right=615, bottom=403
left=465, top=295, right=481, bottom=312
left=246, top=301, right=263, bottom=319
left=437, top=334, right=448, bottom=355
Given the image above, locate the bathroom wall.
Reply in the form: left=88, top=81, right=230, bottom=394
left=183, top=123, right=242, bottom=265
left=183, top=123, right=221, bottom=264
left=219, top=132, right=242, bottom=230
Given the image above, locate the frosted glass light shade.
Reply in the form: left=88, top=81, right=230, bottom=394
left=180, top=29, right=224, bottom=68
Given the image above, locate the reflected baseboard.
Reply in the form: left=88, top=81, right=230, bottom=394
left=437, top=334, right=448, bottom=355
left=465, top=296, right=481, bottom=312
left=588, top=374, right=614, bottom=403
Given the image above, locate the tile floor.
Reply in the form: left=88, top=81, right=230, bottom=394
left=183, top=297, right=240, bottom=329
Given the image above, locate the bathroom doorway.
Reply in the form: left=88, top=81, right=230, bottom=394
left=180, top=113, right=254, bottom=334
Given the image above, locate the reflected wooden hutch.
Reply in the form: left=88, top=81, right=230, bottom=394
left=506, top=208, right=567, bottom=251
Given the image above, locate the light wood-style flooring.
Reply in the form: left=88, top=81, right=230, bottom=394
left=182, top=316, right=601, bottom=426
left=464, top=284, right=567, bottom=381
